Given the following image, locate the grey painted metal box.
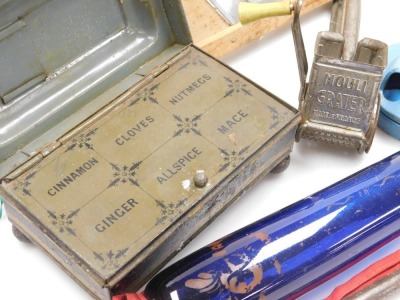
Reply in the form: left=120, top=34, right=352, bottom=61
left=0, top=0, right=300, bottom=298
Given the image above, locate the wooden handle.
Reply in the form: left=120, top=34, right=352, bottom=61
left=239, top=1, right=293, bottom=24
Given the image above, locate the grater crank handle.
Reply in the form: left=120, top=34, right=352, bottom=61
left=239, top=0, right=308, bottom=98
left=291, top=0, right=308, bottom=100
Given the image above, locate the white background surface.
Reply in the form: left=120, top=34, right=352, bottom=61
left=1, top=0, right=400, bottom=299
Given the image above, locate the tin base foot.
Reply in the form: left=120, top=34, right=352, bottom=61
left=270, top=155, right=290, bottom=174
left=12, top=225, right=32, bottom=243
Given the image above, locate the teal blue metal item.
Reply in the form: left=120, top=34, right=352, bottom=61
left=379, top=43, right=400, bottom=139
left=0, top=196, right=3, bottom=218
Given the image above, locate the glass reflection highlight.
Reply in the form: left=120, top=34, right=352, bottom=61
left=143, top=152, right=400, bottom=300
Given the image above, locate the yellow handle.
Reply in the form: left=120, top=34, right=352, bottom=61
left=239, top=1, right=293, bottom=24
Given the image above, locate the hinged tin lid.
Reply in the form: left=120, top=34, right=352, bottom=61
left=3, top=45, right=299, bottom=294
left=0, top=0, right=191, bottom=179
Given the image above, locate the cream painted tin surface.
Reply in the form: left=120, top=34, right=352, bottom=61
left=2, top=47, right=296, bottom=283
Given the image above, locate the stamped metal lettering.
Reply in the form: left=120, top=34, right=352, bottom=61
left=48, top=157, right=99, bottom=196
left=287, top=0, right=388, bottom=153
left=156, top=147, right=203, bottom=185
left=217, top=110, right=249, bottom=134
left=169, top=74, right=211, bottom=105
left=95, top=198, right=139, bottom=233
left=4, top=47, right=297, bottom=280
left=313, top=72, right=368, bottom=120
left=115, top=116, right=155, bottom=146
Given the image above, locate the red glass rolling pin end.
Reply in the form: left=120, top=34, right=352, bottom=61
left=113, top=293, right=146, bottom=300
left=327, top=248, right=400, bottom=299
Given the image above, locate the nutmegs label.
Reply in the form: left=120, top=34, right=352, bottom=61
left=4, top=47, right=295, bottom=279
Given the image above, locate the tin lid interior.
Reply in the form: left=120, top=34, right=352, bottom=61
left=0, top=0, right=191, bottom=179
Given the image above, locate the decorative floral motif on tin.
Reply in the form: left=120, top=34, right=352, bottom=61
left=155, top=199, right=187, bottom=225
left=94, top=248, right=129, bottom=272
left=48, top=209, right=80, bottom=236
left=108, top=162, right=142, bottom=188
left=65, top=129, right=98, bottom=152
left=267, top=106, right=288, bottom=130
left=13, top=172, right=36, bottom=197
left=130, top=83, right=160, bottom=106
left=179, top=55, right=208, bottom=70
left=218, top=147, right=250, bottom=173
left=224, top=77, right=252, bottom=98
left=173, top=114, right=202, bottom=137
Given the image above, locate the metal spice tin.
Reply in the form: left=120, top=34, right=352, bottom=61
left=0, top=1, right=300, bottom=298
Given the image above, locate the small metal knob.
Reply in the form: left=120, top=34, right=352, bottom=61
left=193, top=171, right=208, bottom=188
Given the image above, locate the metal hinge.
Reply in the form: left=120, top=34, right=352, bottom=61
left=3, top=154, right=43, bottom=183
left=3, top=140, right=62, bottom=182
left=149, top=46, right=191, bottom=78
left=3, top=46, right=193, bottom=182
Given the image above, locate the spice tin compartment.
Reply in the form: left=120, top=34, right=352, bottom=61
left=0, top=1, right=300, bottom=298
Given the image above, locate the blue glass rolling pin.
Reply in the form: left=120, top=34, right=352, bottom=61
left=118, top=152, right=400, bottom=300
